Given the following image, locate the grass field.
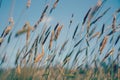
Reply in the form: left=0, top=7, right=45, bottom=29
left=0, top=0, right=120, bottom=80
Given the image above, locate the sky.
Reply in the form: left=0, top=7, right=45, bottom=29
left=0, top=0, right=120, bottom=68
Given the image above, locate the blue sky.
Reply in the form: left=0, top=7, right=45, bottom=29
left=0, top=0, right=120, bottom=68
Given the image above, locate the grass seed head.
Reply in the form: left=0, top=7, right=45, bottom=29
left=0, top=37, right=4, bottom=43
left=49, top=30, right=54, bottom=50
left=55, top=25, right=63, bottom=40
left=16, top=65, right=21, bottom=74
left=34, top=45, right=44, bottom=63
left=100, top=36, right=108, bottom=53
left=27, top=0, right=31, bottom=8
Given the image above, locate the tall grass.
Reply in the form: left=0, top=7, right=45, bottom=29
left=0, top=0, right=120, bottom=80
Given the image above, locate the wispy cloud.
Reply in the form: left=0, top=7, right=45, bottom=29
left=41, top=16, right=53, bottom=24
